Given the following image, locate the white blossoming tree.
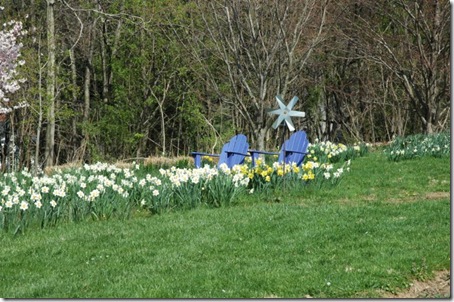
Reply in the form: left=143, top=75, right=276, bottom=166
left=0, top=12, right=26, bottom=111
left=0, top=9, right=27, bottom=171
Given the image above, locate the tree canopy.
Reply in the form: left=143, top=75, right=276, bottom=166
left=0, top=0, right=450, bottom=170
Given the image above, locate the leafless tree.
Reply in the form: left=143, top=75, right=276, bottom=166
left=342, top=0, right=450, bottom=134
left=183, top=0, right=329, bottom=149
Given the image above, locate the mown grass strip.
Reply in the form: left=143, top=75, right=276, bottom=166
left=0, top=198, right=449, bottom=298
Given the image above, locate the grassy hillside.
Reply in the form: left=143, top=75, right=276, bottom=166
left=0, top=151, right=450, bottom=298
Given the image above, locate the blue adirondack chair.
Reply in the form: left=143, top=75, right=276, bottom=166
left=249, top=130, right=309, bottom=166
left=191, top=134, right=250, bottom=168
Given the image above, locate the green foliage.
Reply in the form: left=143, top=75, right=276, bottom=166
left=89, top=102, right=143, bottom=158
left=178, top=95, right=210, bottom=142
left=383, top=132, right=450, bottom=161
left=203, top=170, right=247, bottom=207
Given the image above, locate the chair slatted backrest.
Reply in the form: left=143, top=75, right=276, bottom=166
left=218, top=134, right=249, bottom=168
left=277, top=130, right=309, bottom=166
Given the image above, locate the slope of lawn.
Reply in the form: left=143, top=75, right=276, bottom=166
left=0, top=151, right=450, bottom=298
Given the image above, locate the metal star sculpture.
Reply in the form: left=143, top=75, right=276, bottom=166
left=268, top=95, right=305, bottom=132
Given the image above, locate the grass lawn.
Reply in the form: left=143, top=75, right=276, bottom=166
left=0, top=151, right=450, bottom=298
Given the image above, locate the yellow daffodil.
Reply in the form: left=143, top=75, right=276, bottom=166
left=240, top=166, right=249, bottom=175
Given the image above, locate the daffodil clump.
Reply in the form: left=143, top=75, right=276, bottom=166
left=306, top=139, right=369, bottom=163
left=141, top=164, right=249, bottom=212
left=237, top=139, right=362, bottom=192
left=0, top=161, right=251, bottom=233
left=237, top=155, right=351, bottom=192
left=0, top=162, right=152, bottom=233
left=383, top=132, right=450, bottom=161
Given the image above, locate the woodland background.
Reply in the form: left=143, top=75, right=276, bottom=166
left=1, top=0, right=450, bottom=169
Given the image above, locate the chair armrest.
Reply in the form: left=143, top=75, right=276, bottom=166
left=191, top=151, right=220, bottom=157
left=283, top=149, right=308, bottom=155
left=226, top=150, right=250, bottom=156
left=248, top=150, right=279, bottom=156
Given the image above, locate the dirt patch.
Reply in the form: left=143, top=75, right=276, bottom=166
left=264, top=271, right=450, bottom=298
left=385, top=191, right=450, bottom=204
left=382, top=270, right=450, bottom=298
left=425, top=191, right=450, bottom=200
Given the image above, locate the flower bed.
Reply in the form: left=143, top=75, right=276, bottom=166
left=0, top=141, right=369, bottom=234
left=383, top=132, right=450, bottom=161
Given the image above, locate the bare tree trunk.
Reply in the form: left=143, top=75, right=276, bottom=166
left=80, top=18, right=97, bottom=162
left=69, top=47, right=79, bottom=162
left=98, top=0, right=123, bottom=103
left=136, top=27, right=148, bottom=158
left=100, top=22, right=109, bottom=102
left=150, top=79, right=172, bottom=156
left=34, top=37, right=44, bottom=174
left=45, top=0, right=56, bottom=167
left=318, top=100, right=327, bottom=140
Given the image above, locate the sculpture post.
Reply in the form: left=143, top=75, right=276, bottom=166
left=268, top=95, right=305, bottom=183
